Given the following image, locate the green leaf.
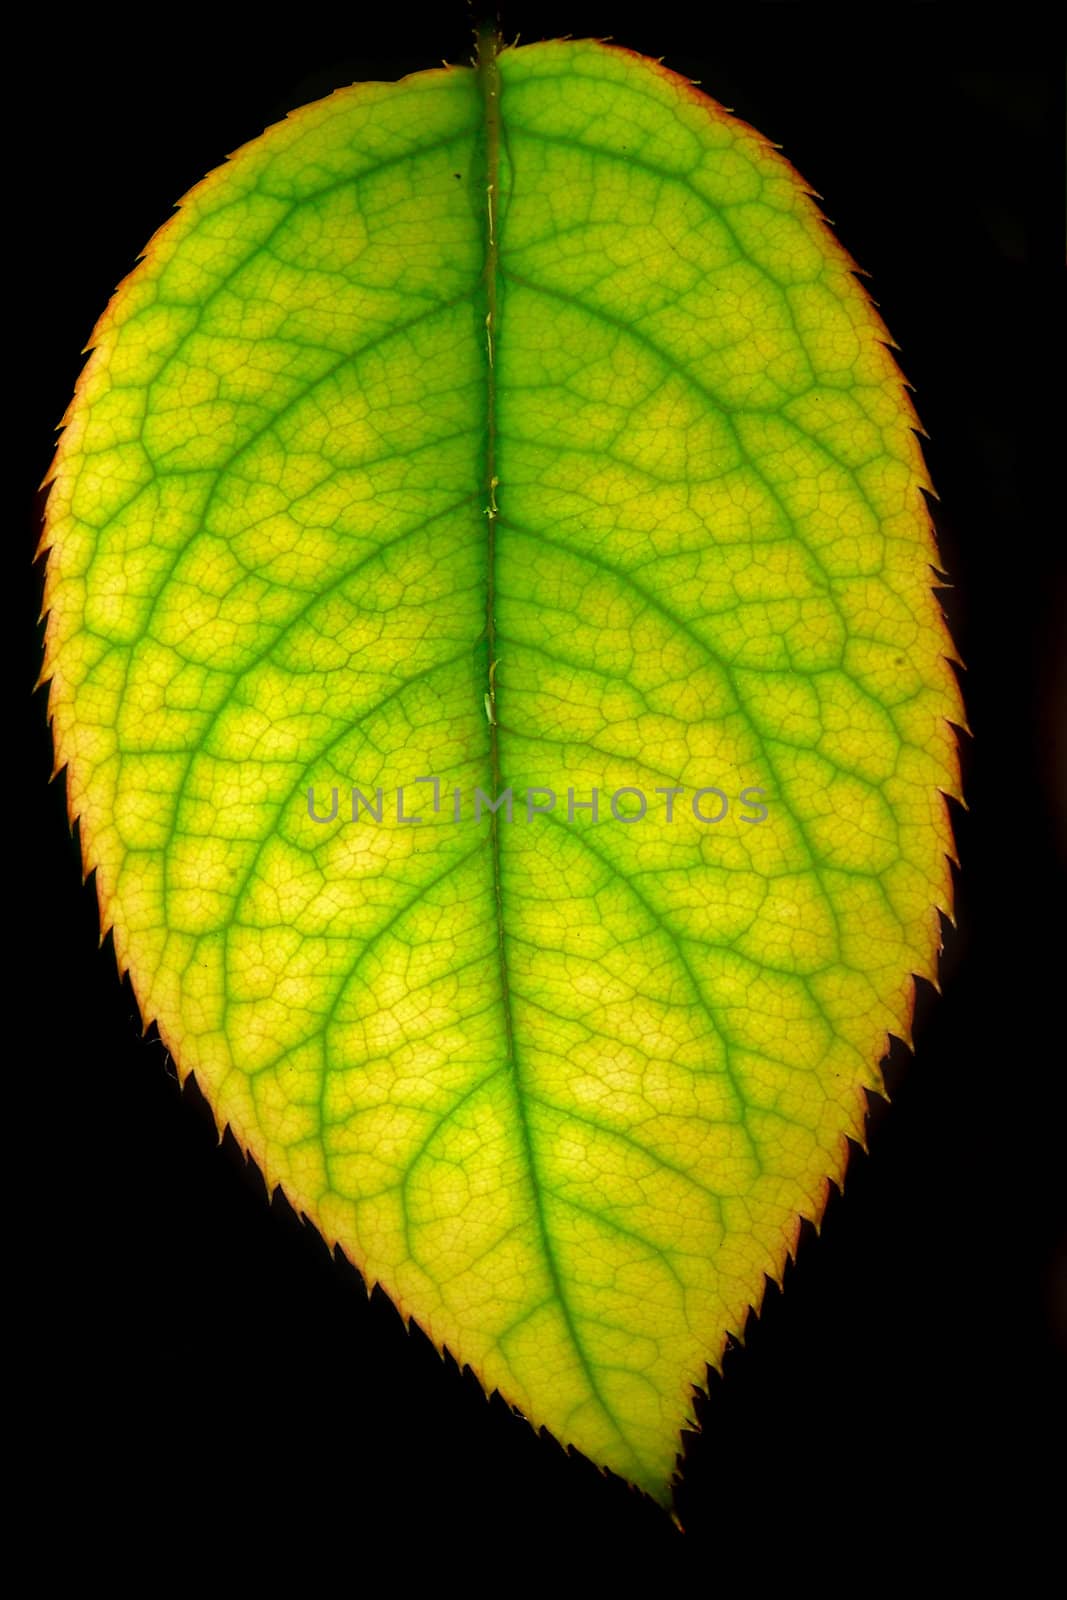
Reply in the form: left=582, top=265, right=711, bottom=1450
left=40, top=33, right=961, bottom=1502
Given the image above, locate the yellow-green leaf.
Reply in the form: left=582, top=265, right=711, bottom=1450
left=40, top=33, right=961, bottom=1502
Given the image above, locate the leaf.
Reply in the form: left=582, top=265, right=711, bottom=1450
left=39, top=32, right=961, bottom=1503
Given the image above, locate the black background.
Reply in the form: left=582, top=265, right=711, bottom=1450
left=22, top=0, right=1063, bottom=1571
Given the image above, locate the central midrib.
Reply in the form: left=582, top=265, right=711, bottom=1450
left=477, top=25, right=510, bottom=1072
left=474, top=31, right=634, bottom=1460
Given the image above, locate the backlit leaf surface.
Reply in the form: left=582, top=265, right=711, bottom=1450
left=41, top=35, right=961, bottom=1501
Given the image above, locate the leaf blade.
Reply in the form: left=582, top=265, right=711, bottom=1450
left=41, top=37, right=961, bottom=1501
